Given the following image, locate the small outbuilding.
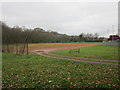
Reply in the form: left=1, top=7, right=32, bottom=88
left=103, top=35, right=120, bottom=46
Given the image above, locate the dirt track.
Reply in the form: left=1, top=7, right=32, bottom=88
left=29, top=43, right=101, bottom=52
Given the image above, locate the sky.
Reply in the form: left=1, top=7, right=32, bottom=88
left=1, top=1, right=118, bottom=37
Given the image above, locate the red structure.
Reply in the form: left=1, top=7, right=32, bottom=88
left=107, top=35, right=120, bottom=41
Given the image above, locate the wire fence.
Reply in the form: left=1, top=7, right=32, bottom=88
left=102, top=40, right=120, bottom=46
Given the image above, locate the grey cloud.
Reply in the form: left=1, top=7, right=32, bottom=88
left=2, top=2, right=118, bottom=37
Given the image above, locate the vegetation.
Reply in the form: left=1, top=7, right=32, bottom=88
left=51, top=45, right=119, bottom=60
left=1, top=20, right=104, bottom=56
left=1, top=21, right=119, bottom=88
left=2, top=53, right=119, bottom=88
left=2, top=21, right=105, bottom=44
left=1, top=21, right=105, bottom=54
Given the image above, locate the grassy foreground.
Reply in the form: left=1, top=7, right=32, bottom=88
left=51, top=45, right=119, bottom=60
left=2, top=53, right=119, bottom=88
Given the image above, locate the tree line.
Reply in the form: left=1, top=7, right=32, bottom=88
left=2, top=22, right=105, bottom=44
left=1, top=21, right=105, bottom=54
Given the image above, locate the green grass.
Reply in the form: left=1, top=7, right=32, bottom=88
left=2, top=53, right=119, bottom=88
left=51, top=45, right=119, bottom=60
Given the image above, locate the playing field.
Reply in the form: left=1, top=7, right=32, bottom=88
left=2, top=43, right=119, bottom=88
left=51, top=45, right=119, bottom=60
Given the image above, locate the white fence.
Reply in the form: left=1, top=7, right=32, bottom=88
left=102, top=40, right=120, bottom=46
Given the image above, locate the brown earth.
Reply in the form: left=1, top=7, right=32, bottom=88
left=29, top=43, right=101, bottom=53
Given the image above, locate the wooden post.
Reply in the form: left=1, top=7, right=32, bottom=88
left=21, top=36, right=28, bottom=54
left=16, top=43, right=18, bottom=54
left=26, top=40, right=28, bottom=55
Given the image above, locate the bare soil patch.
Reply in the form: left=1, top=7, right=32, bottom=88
left=29, top=43, right=101, bottom=53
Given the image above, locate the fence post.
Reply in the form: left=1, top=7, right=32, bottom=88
left=26, top=40, right=28, bottom=55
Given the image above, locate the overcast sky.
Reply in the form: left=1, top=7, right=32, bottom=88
left=2, top=2, right=118, bottom=37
